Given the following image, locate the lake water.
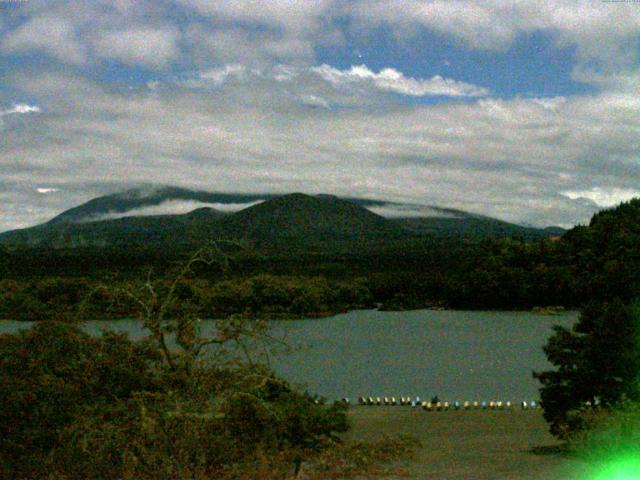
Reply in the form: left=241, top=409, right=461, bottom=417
left=0, top=309, right=577, bottom=402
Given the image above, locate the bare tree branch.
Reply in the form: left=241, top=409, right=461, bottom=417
left=76, top=241, right=279, bottom=375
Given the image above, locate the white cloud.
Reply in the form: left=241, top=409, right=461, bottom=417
left=0, top=104, right=41, bottom=116
left=350, top=1, right=518, bottom=50
left=1, top=0, right=639, bottom=88
left=272, top=64, right=300, bottom=82
left=4, top=69, right=638, bottom=231
left=178, top=0, right=341, bottom=66
left=299, top=94, right=330, bottom=109
left=86, top=199, right=264, bottom=222
left=561, top=187, right=640, bottom=208
left=92, top=27, right=181, bottom=69
left=2, top=16, right=87, bottom=64
left=311, top=64, right=489, bottom=97
left=532, top=97, right=567, bottom=111
left=367, top=204, right=458, bottom=218
left=185, top=26, right=312, bottom=67
left=186, top=64, right=250, bottom=88
left=350, top=0, right=640, bottom=64
left=175, top=0, right=336, bottom=34
left=209, top=200, right=264, bottom=212
left=1, top=0, right=639, bottom=233
left=347, top=0, right=640, bottom=95
left=36, top=188, right=60, bottom=194
left=182, top=63, right=488, bottom=99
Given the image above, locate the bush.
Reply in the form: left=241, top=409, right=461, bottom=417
left=0, top=321, right=350, bottom=479
left=48, top=375, right=349, bottom=479
left=0, top=321, right=160, bottom=477
left=568, top=401, right=640, bottom=462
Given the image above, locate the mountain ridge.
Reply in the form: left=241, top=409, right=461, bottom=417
left=0, top=188, right=566, bottom=250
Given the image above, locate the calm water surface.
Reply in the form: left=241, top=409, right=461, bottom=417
left=0, top=309, right=577, bottom=402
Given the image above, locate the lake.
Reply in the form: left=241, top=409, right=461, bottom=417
left=0, top=309, right=577, bottom=402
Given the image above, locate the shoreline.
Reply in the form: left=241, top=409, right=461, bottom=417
left=0, top=305, right=577, bottom=323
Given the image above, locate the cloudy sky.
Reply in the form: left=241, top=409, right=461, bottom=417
left=1, top=0, right=640, bottom=231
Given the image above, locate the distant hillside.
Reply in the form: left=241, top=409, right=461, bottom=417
left=392, top=216, right=562, bottom=240
left=214, top=193, right=405, bottom=246
left=0, top=213, right=214, bottom=249
left=47, top=186, right=269, bottom=224
left=0, top=193, right=404, bottom=249
left=0, top=188, right=565, bottom=251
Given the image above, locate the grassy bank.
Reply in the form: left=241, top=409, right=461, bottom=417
left=343, top=407, right=590, bottom=479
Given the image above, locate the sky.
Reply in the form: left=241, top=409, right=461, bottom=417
left=1, top=0, right=640, bottom=231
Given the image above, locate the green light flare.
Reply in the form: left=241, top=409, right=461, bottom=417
left=588, top=454, right=640, bottom=480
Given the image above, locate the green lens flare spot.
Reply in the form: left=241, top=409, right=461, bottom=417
left=589, top=455, right=640, bottom=480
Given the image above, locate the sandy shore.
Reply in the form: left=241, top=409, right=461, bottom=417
left=344, top=406, right=590, bottom=479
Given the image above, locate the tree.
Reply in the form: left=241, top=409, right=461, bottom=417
left=81, top=243, right=271, bottom=374
left=0, top=321, right=160, bottom=476
left=0, top=245, right=8, bottom=276
left=534, top=299, right=640, bottom=438
left=0, top=244, right=349, bottom=478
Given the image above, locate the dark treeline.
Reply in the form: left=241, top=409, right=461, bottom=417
left=0, top=239, right=594, bottom=320
left=2, top=199, right=640, bottom=319
left=0, top=275, right=374, bottom=321
left=532, top=201, right=640, bottom=455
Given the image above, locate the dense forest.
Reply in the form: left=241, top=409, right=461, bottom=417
left=1, top=199, right=640, bottom=320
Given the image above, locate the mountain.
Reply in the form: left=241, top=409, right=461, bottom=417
left=393, top=215, right=562, bottom=240
left=0, top=193, right=405, bottom=249
left=214, top=193, right=404, bottom=245
left=47, top=186, right=269, bottom=224
left=0, top=213, right=208, bottom=249
left=0, top=188, right=564, bottom=250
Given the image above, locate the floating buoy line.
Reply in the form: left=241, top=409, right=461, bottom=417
left=334, top=397, right=541, bottom=410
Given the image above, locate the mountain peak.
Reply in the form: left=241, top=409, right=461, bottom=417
left=186, top=207, right=226, bottom=219
left=215, top=191, right=403, bottom=245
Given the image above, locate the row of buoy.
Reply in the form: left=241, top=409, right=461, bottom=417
left=356, top=396, right=422, bottom=406
left=353, top=397, right=539, bottom=410
left=421, top=400, right=521, bottom=411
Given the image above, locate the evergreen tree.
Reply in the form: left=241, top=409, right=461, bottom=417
left=534, top=299, right=640, bottom=438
